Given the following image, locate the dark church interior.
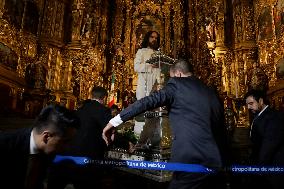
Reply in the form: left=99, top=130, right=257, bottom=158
left=0, top=0, right=284, bottom=188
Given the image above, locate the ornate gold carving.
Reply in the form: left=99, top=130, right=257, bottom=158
left=247, top=61, right=269, bottom=91
left=222, top=51, right=231, bottom=95
left=234, top=2, right=242, bottom=43
left=71, top=7, right=84, bottom=41
left=2, top=0, right=282, bottom=115
left=243, top=1, right=256, bottom=41
left=62, top=45, right=105, bottom=100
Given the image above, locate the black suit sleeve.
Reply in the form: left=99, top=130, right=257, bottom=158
left=120, top=78, right=176, bottom=122
left=0, top=132, right=12, bottom=152
left=101, top=108, right=112, bottom=126
left=259, top=113, right=284, bottom=164
left=209, top=91, right=228, bottom=165
left=0, top=128, right=30, bottom=154
left=210, top=93, right=223, bottom=128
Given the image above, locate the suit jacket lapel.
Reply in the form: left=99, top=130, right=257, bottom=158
left=249, top=107, right=271, bottom=139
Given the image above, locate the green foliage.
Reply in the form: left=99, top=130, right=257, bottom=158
left=118, top=127, right=138, bottom=144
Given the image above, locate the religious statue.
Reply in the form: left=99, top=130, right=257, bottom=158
left=71, top=9, right=83, bottom=41
left=276, top=58, right=284, bottom=79
left=81, top=14, right=92, bottom=39
left=205, top=18, right=215, bottom=42
left=223, top=93, right=237, bottom=136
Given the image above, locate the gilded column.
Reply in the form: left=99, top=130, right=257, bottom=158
left=215, top=1, right=225, bottom=47
left=20, top=0, right=27, bottom=31
left=163, top=2, right=171, bottom=55
left=124, top=4, right=132, bottom=57
left=238, top=51, right=246, bottom=96
left=214, top=0, right=228, bottom=95
left=53, top=1, right=65, bottom=40
left=224, top=50, right=234, bottom=95
left=172, top=1, right=184, bottom=54
left=71, top=0, right=84, bottom=42
left=188, top=0, right=195, bottom=57
left=233, top=0, right=257, bottom=97
left=113, top=0, right=124, bottom=44
left=41, top=0, right=55, bottom=39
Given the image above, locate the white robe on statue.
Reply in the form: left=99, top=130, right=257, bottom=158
left=134, top=48, right=161, bottom=100
left=133, top=48, right=161, bottom=135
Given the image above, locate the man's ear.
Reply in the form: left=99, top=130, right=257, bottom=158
left=42, top=131, right=51, bottom=144
left=259, top=98, right=264, bottom=105
left=175, top=70, right=182, bottom=77
left=99, top=97, right=105, bottom=104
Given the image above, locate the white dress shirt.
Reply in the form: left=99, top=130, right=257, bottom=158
left=30, top=130, right=39, bottom=154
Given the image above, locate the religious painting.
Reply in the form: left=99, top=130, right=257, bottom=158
left=257, top=7, right=273, bottom=41
left=274, top=0, right=284, bottom=39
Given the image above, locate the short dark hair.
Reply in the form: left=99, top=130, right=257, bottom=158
left=170, top=59, right=194, bottom=74
left=110, top=104, right=119, bottom=111
left=141, top=31, right=160, bottom=50
left=33, top=105, right=80, bottom=136
left=91, top=86, right=108, bottom=100
left=244, top=89, right=269, bottom=105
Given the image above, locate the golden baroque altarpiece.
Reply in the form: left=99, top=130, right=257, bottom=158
left=0, top=0, right=283, bottom=122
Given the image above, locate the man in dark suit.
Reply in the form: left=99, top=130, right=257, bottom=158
left=245, top=90, right=284, bottom=189
left=72, top=86, right=112, bottom=159
left=0, top=104, right=80, bottom=189
left=47, top=86, right=112, bottom=189
left=103, top=59, right=226, bottom=189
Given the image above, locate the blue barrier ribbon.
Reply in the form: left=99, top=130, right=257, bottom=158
left=53, top=156, right=284, bottom=174
left=53, top=155, right=215, bottom=173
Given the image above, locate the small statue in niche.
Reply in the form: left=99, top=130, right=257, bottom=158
left=34, top=61, right=47, bottom=89
left=25, top=60, right=47, bottom=89
left=224, top=93, right=237, bottom=134
left=81, top=13, right=92, bottom=39
left=247, top=62, right=268, bottom=92
left=114, top=45, right=124, bottom=63
left=72, top=9, right=83, bottom=41
left=25, top=63, right=36, bottom=88
left=205, top=18, right=215, bottom=42
left=276, top=58, right=284, bottom=80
